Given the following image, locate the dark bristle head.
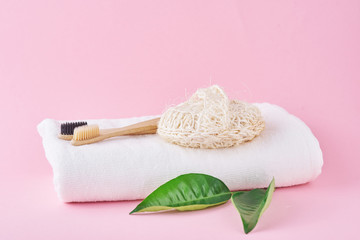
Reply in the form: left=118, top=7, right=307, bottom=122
left=60, top=121, right=87, bottom=135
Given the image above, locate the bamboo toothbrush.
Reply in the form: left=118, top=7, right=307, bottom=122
left=71, top=117, right=160, bottom=146
left=59, top=120, right=156, bottom=141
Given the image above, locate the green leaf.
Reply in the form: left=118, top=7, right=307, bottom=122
left=231, top=178, right=275, bottom=234
left=130, top=173, right=232, bottom=214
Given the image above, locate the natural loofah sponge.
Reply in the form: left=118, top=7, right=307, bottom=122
left=157, top=85, right=265, bottom=149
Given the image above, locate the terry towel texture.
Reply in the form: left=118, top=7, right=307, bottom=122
left=38, top=103, right=323, bottom=202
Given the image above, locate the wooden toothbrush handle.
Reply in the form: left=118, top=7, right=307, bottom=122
left=126, top=129, right=157, bottom=135
left=97, top=117, right=159, bottom=142
left=101, top=117, right=160, bottom=136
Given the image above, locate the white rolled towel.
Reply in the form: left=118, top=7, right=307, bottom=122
left=37, top=103, right=323, bottom=202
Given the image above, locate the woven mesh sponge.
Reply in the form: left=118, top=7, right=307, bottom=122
left=157, top=85, right=265, bottom=149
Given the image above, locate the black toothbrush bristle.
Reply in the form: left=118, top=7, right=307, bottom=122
left=60, top=121, right=87, bottom=135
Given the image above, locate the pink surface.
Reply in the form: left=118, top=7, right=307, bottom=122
left=1, top=0, right=359, bottom=239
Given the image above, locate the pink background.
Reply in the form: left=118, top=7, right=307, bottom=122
left=1, top=0, right=359, bottom=239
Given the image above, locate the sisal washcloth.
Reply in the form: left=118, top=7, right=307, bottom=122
left=37, top=103, right=323, bottom=202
